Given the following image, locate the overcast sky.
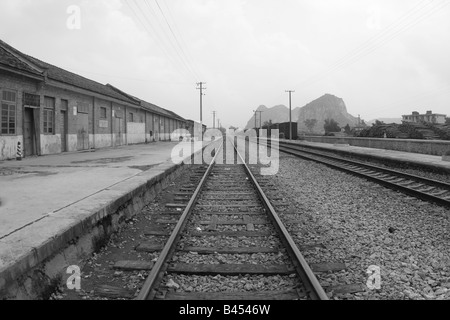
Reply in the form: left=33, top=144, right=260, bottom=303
left=1, top=0, right=449, bottom=128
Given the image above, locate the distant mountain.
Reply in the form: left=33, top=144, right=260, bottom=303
left=367, top=118, right=403, bottom=125
left=244, top=105, right=294, bottom=129
left=244, top=94, right=359, bottom=134
left=297, top=94, right=359, bottom=134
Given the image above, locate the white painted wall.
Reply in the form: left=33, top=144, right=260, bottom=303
left=94, top=134, right=112, bottom=149
left=40, top=134, right=62, bottom=155
left=0, top=135, right=23, bottom=161
left=127, top=123, right=146, bottom=145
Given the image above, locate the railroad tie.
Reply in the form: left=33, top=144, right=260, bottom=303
left=206, top=215, right=218, bottom=231
left=243, top=215, right=255, bottom=231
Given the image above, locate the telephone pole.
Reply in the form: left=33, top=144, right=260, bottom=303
left=196, top=82, right=206, bottom=125
left=212, top=111, right=217, bottom=129
left=253, top=110, right=264, bottom=130
left=286, top=90, right=295, bottom=140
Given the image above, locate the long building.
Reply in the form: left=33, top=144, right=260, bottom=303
left=0, top=39, right=187, bottom=161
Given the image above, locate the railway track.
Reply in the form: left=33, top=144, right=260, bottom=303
left=277, top=140, right=450, bottom=207
left=136, top=138, right=328, bottom=300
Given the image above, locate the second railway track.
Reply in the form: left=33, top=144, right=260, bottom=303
left=277, top=141, right=450, bottom=208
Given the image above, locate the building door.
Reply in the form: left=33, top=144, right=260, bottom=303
left=76, top=113, right=89, bottom=151
left=114, top=117, right=123, bottom=146
left=60, top=110, right=67, bottom=152
left=154, top=116, right=160, bottom=141
left=23, top=107, right=36, bottom=157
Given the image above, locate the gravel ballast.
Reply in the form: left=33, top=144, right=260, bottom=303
left=253, top=153, right=450, bottom=300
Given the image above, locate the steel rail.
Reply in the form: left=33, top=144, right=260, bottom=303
left=279, top=141, right=450, bottom=190
left=231, top=137, right=329, bottom=300
left=137, top=139, right=224, bottom=300
left=278, top=143, right=450, bottom=208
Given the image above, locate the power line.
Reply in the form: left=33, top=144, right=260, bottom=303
left=328, top=0, right=449, bottom=72
left=318, top=0, right=432, bottom=73
left=308, top=0, right=439, bottom=82
left=301, top=0, right=450, bottom=88
left=140, top=0, right=200, bottom=81
left=153, top=0, right=202, bottom=80
left=365, top=83, right=450, bottom=118
left=69, top=68, right=192, bottom=85
left=141, top=0, right=196, bottom=80
left=160, top=0, right=204, bottom=80
left=123, top=0, right=192, bottom=80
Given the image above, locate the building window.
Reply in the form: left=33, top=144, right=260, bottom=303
left=61, top=99, right=68, bottom=111
left=43, top=110, right=54, bottom=134
left=1, top=90, right=17, bottom=135
left=100, top=107, right=107, bottom=119
left=129, top=112, right=134, bottom=122
left=44, top=96, right=55, bottom=134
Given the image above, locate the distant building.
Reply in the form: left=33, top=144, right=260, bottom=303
left=262, top=122, right=298, bottom=140
left=402, top=111, right=447, bottom=124
left=185, top=120, right=206, bottom=139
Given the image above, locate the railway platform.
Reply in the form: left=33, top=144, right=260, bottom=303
left=280, top=139, right=450, bottom=173
left=0, top=141, right=202, bottom=299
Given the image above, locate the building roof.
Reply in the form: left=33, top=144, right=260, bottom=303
left=142, top=101, right=185, bottom=121
left=0, top=45, right=43, bottom=76
left=26, top=59, right=137, bottom=105
left=0, top=39, right=187, bottom=120
left=162, top=108, right=185, bottom=121
left=403, top=111, right=447, bottom=117
left=0, top=39, right=138, bottom=105
left=106, top=84, right=185, bottom=121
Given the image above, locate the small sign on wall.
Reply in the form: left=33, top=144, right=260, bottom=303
left=73, top=106, right=77, bottom=116
left=99, top=120, right=108, bottom=128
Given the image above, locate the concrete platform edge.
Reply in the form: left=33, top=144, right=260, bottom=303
left=280, top=139, right=450, bottom=174
left=0, top=158, right=188, bottom=299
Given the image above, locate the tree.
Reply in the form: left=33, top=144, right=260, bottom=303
left=446, top=118, right=450, bottom=125
left=324, top=119, right=341, bottom=133
left=263, top=120, right=273, bottom=128
left=304, top=119, right=318, bottom=133
left=374, top=120, right=385, bottom=126
left=344, top=124, right=351, bottom=134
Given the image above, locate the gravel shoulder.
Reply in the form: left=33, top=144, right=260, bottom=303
left=255, top=153, right=450, bottom=300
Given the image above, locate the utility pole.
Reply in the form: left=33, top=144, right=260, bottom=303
left=257, top=111, right=263, bottom=129
left=196, top=82, right=206, bottom=125
left=260, top=112, right=263, bottom=129
left=212, top=111, right=217, bottom=129
left=286, top=90, right=295, bottom=140
left=253, top=110, right=263, bottom=130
